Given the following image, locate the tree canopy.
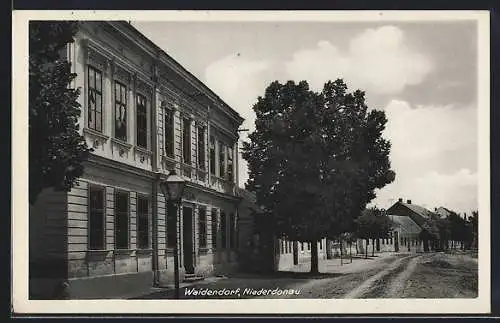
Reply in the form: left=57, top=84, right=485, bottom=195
left=29, top=21, right=91, bottom=205
left=242, top=79, right=395, bottom=272
left=356, top=208, right=393, bottom=240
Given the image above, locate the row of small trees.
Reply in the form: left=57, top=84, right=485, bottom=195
left=428, top=210, right=478, bottom=251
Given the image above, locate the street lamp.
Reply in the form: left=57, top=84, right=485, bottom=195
left=159, top=170, right=186, bottom=299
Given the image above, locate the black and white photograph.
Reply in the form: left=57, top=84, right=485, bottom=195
left=12, top=10, right=490, bottom=314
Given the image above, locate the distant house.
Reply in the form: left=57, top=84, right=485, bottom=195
left=435, top=206, right=453, bottom=219
left=386, top=198, right=441, bottom=252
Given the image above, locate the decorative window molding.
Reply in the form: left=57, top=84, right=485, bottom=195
left=83, top=127, right=110, bottom=148
left=134, top=145, right=153, bottom=164
left=111, top=137, right=133, bottom=158
left=136, top=77, right=154, bottom=97
left=114, top=63, right=132, bottom=86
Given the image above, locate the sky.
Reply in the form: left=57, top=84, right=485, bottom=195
left=131, top=19, right=479, bottom=214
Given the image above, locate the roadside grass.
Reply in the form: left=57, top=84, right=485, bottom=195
left=401, top=253, right=478, bottom=298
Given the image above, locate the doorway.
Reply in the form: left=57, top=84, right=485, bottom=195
left=182, top=206, right=194, bottom=274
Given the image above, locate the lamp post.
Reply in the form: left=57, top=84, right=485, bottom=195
left=159, top=170, right=186, bottom=299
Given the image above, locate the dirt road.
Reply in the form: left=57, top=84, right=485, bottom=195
left=133, top=252, right=478, bottom=299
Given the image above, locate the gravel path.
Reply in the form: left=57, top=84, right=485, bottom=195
left=343, top=254, right=413, bottom=298
left=385, top=255, right=421, bottom=297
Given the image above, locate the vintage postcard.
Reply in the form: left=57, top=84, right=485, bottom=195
left=12, top=10, right=491, bottom=314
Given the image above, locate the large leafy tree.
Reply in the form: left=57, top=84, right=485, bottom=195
left=243, top=79, right=395, bottom=273
left=29, top=21, right=91, bottom=205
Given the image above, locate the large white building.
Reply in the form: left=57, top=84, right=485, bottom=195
left=29, top=21, right=245, bottom=299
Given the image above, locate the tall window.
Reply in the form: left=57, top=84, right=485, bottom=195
left=114, top=191, right=129, bottom=249
left=197, top=126, right=206, bottom=170
left=220, top=210, right=227, bottom=248
left=137, top=196, right=150, bottom=249
left=114, top=81, right=127, bottom=141
left=182, top=118, right=191, bottom=164
left=89, top=185, right=105, bottom=250
left=136, top=94, right=148, bottom=148
left=211, top=209, right=218, bottom=249
left=198, top=207, right=207, bottom=248
left=301, top=242, right=304, bottom=251
left=209, top=136, right=216, bottom=175
left=219, top=141, right=226, bottom=178
left=164, top=109, right=175, bottom=157
left=88, top=66, right=103, bottom=132
left=227, top=146, right=234, bottom=182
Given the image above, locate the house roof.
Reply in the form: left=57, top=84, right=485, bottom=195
left=389, top=214, right=422, bottom=236
left=403, top=203, right=435, bottom=220
left=435, top=206, right=453, bottom=218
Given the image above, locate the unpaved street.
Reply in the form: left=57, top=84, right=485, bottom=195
left=133, top=252, right=478, bottom=299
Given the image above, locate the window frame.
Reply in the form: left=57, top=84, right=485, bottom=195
left=227, top=145, right=234, bottom=182
left=136, top=195, right=150, bottom=249
left=88, top=185, right=106, bottom=251
left=209, top=136, right=216, bottom=175
left=197, top=125, right=206, bottom=171
left=136, top=93, right=148, bottom=149
left=198, top=207, right=207, bottom=249
left=182, top=117, right=192, bottom=164
left=219, top=141, right=226, bottom=178
left=164, top=108, right=175, bottom=157
left=114, top=80, right=128, bottom=142
left=211, top=209, right=218, bottom=249
left=114, top=190, right=130, bottom=250
left=87, top=65, right=103, bottom=132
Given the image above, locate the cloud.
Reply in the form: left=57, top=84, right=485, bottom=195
left=285, top=26, right=433, bottom=95
left=370, top=100, right=478, bottom=213
left=205, top=53, right=271, bottom=128
left=204, top=53, right=273, bottom=187
left=373, top=168, right=477, bottom=214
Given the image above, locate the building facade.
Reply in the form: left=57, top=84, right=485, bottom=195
left=29, top=21, right=244, bottom=299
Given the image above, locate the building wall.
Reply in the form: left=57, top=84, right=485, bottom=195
left=29, top=188, right=69, bottom=299
left=30, top=21, right=244, bottom=299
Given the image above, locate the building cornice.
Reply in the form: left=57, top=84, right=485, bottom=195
left=154, top=172, right=241, bottom=203
left=85, top=155, right=156, bottom=180
left=108, top=21, right=244, bottom=126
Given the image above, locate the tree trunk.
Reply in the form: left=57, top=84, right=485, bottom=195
left=349, top=242, right=353, bottom=263
left=355, top=240, right=359, bottom=255
left=376, top=238, right=380, bottom=252
left=423, top=239, right=428, bottom=252
left=372, top=239, right=375, bottom=257
left=340, top=238, right=343, bottom=265
left=292, top=241, right=299, bottom=265
left=326, top=239, right=333, bottom=260
left=310, top=239, right=319, bottom=274
left=365, top=239, right=368, bottom=258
